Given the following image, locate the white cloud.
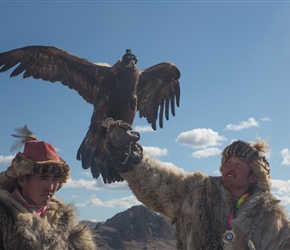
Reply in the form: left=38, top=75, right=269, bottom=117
left=143, top=146, right=168, bottom=157
left=271, top=180, right=290, bottom=207
left=80, top=171, right=93, bottom=177
left=260, top=117, right=271, bottom=122
left=64, top=178, right=100, bottom=190
left=176, top=128, right=226, bottom=148
left=191, top=147, right=222, bottom=158
left=0, top=155, right=14, bottom=165
left=63, top=178, right=129, bottom=191
left=225, top=117, right=259, bottom=131
left=274, top=195, right=290, bottom=207
left=280, top=148, right=290, bottom=166
left=76, top=195, right=141, bottom=208
left=134, top=125, right=154, bottom=133
left=54, top=147, right=61, bottom=152
left=271, top=179, right=290, bottom=194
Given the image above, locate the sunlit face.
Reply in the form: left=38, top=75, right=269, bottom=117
left=18, top=173, right=61, bottom=208
left=222, top=156, right=257, bottom=196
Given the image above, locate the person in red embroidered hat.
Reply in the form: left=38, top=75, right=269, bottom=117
left=0, top=125, right=96, bottom=250
left=103, top=120, right=290, bottom=250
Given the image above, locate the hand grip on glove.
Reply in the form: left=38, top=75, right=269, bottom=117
left=103, top=118, right=143, bottom=169
left=104, top=119, right=139, bottom=149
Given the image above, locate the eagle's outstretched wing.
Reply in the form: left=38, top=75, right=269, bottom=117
left=137, top=62, right=180, bottom=130
left=0, top=46, right=109, bottom=105
left=0, top=46, right=181, bottom=183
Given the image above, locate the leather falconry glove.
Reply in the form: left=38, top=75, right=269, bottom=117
left=103, top=118, right=143, bottom=173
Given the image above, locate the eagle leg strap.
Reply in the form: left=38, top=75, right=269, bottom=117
left=122, top=145, right=132, bottom=164
left=102, top=117, right=115, bottom=129
left=120, top=139, right=143, bottom=165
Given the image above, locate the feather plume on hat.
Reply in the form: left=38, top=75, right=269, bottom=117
left=220, top=138, right=271, bottom=191
left=0, top=125, right=70, bottom=192
left=10, top=124, right=37, bottom=151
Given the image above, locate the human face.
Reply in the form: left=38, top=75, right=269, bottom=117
left=222, top=156, right=257, bottom=196
left=18, top=173, right=61, bottom=208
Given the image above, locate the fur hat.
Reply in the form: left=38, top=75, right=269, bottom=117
left=219, top=139, right=270, bottom=191
left=0, top=125, right=70, bottom=192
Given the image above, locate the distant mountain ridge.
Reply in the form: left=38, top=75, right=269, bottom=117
left=92, top=205, right=177, bottom=249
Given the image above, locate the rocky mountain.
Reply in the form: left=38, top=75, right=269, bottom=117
left=92, top=205, right=177, bottom=249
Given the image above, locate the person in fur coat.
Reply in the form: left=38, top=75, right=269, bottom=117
left=0, top=125, right=96, bottom=250
left=104, top=119, right=290, bottom=250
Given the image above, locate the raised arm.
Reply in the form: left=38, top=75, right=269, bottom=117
left=104, top=119, right=207, bottom=220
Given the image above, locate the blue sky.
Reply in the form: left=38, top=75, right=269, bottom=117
left=1, top=1, right=290, bottom=222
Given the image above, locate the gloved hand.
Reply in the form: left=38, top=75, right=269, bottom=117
left=103, top=118, right=143, bottom=172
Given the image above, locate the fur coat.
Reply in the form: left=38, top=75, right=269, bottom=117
left=121, top=152, right=290, bottom=250
left=0, top=189, right=96, bottom=250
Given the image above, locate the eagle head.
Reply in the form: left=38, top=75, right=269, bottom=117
left=122, top=49, right=138, bottom=67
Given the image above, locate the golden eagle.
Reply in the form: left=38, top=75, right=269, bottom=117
left=0, top=46, right=181, bottom=183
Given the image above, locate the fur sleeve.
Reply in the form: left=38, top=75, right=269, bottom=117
left=68, top=222, right=96, bottom=250
left=121, top=152, right=207, bottom=220
left=46, top=198, right=97, bottom=249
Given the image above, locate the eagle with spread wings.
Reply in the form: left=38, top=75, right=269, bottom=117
left=0, top=46, right=181, bottom=183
